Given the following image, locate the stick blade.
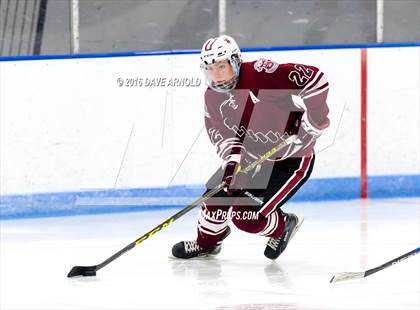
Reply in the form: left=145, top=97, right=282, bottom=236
left=67, top=265, right=97, bottom=278
left=330, top=271, right=365, bottom=283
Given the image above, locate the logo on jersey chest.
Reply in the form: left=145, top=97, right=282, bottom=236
left=254, top=58, right=279, bottom=73
left=219, top=92, right=283, bottom=144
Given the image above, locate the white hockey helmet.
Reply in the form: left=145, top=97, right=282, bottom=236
left=200, top=35, right=242, bottom=93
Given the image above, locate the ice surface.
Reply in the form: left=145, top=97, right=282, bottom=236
left=1, top=198, right=419, bottom=310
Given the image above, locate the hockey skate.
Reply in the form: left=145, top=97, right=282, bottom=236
left=264, top=213, right=304, bottom=260
left=172, top=227, right=231, bottom=259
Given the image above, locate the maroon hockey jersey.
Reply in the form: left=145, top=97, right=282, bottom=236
left=204, top=59, right=330, bottom=164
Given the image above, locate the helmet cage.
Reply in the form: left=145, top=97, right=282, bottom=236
left=201, top=54, right=242, bottom=93
left=200, top=35, right=242, bottom=93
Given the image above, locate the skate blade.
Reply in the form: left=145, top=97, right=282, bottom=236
left=168, top=253, right=219, bottom=260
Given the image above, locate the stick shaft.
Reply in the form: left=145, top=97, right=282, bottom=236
left=95, top=183, right=225, bottom=271
left=242, top=134, right=296, bottom=174
left=91, top=133, right=297, bottom=273
left=331, top=247, right=420, bottom=283
left=365, top=246, right=420, bottom=277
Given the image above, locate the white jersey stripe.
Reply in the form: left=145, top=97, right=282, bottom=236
left=259, top=211, right=282, bottom=237
left=198, top=225, right=228, bottom=236
left=301, top=74, right=328, bottom=97
left=298, top=70, right=322, bottom=96
left=259, top=211, right=277, bottom=236
left=265, top=211, right=280, bottom=236
left=302, top=85, right=329, bottom=100
left=219, top=144, right=245, bottom=159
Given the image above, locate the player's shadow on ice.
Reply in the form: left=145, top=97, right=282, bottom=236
left=169, top=257, right=230, bottom=299
left=169, top=256, right=223, bottom=281
left=169, top=256, right=292, bottom=289
left=264, top=261, right=292, bottom=288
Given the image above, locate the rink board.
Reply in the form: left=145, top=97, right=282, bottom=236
left=0, top=44, right=419, bottom=219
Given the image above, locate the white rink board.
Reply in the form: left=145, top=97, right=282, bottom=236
left=0, top=47, right=419, bottom=195
left=367, top=47, right=420, bottom=176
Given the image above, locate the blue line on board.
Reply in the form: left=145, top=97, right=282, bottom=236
left=1, top=174, right=418, bottom=220
left=0, top=42, right=419, bottom=62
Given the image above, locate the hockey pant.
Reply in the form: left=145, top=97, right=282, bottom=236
left=197, top=153, right=315, bottom=249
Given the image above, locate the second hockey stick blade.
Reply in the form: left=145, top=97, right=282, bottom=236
left=330, top=246, right=420, bottom=283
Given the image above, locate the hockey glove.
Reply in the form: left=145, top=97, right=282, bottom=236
left=300, top=112, right=327, bottom=139
left=222, top=161, right=249, bottom=195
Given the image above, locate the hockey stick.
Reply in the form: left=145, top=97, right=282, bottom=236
left=330, top=246, right=420, bottom=283
left=67, top=133, right=297, bottom=277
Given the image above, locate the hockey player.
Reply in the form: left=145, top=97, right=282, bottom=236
left=172, top=35, right=330, bottom=260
